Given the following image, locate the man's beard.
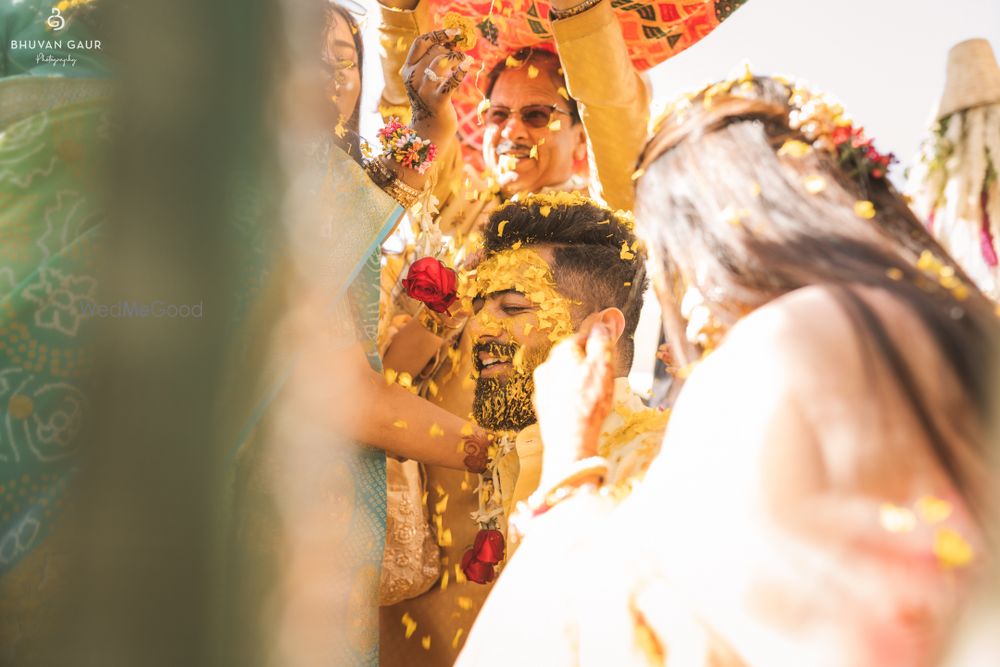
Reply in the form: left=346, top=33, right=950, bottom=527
left=471, top=341, right=549, bottom=432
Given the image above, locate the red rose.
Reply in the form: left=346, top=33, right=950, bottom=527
left=473, top=529, right=505, bottom=564
left=402, top=257, right=458, bottom=313
left=461, top=548, right=495, bottom=584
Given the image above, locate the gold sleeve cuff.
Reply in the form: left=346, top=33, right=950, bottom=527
left=551, top=0, right=645, bottom=108
left=551, top=0, right=649, bottom=210
left=377, top=1, right=429, bottom=108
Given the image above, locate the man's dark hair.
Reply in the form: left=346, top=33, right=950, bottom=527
left=485, top=48, right=580, bottom=124
left=482, top=197, right=647, bottom=370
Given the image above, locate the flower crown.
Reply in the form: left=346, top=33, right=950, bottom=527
left=644, top=66, right=896, bottom=188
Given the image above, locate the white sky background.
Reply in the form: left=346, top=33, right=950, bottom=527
left=356, top=0, right=1000, bottom=393
left=359, top=0, right=1000, bottom=173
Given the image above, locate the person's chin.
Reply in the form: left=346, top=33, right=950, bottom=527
left=497, top=172, right=539, bottom=198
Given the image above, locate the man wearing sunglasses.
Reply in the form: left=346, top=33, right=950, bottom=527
left=376, top=0, right=650, bottom=223
left=480, top=48, right=590, bottom=201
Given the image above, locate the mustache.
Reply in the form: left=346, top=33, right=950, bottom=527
left=472, top=341, right=519, bottom=372
left=495, top=139, right=532, bottom=155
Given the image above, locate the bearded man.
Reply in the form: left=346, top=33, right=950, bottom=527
left=379, top=194, right=667, bottom=665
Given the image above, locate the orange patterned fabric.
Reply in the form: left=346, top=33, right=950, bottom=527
left=426, top=0, right=747, bottom=164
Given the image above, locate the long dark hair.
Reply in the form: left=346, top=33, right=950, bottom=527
left=635, top=76, right=999, bottom=518
left=324, top=2, right=364, bottom=160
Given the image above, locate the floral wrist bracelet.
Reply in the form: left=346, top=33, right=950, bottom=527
left=378, top=117, right=438, bottom=175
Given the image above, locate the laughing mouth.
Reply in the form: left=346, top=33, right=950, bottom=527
left=473, top=343, right=517, bottom=372
left=496, top=141, right=532, bottom=160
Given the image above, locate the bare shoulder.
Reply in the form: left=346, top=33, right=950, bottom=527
left=719, top=284, right=922, bottom=373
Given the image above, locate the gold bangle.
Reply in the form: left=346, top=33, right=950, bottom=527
left=365, top=158, right=421, bottom=209
left=549, top=0, right=603, bottom=21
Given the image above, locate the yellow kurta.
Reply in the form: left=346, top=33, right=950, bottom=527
left=377, top=4, right=650, bottom=664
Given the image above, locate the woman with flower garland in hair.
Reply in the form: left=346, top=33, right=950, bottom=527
left=458, top=73, right=1000, bottom=667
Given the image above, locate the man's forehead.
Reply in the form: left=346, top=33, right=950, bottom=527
left=492, top=65, right=563, bottom=103
left=470, top=246, right=556, bottom=294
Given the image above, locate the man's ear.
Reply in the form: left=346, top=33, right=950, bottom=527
left=579, top=308, right=625, bottom=344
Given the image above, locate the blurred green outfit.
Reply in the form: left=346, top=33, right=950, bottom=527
left=0, top=0, right=110, bottom=660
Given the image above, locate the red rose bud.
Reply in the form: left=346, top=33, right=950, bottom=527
left=402, top=257, right=458, bottom=313
left=473, top=529, right=505, bottom=564
left=461, top=548, right=495, bottom=584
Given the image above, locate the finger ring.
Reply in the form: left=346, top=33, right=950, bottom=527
left=424, top=67, right=445, bottom=83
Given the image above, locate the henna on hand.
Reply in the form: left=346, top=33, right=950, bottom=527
left=462, top=429, right=491, bottom=474
left=405, top=70, right=434, bottom=122
left=440, top=65, right=467, bottom=94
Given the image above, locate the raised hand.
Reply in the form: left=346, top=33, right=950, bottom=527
left=400, top=29, right=471, bottom=147
left=532, top=323, right=615, bottom=486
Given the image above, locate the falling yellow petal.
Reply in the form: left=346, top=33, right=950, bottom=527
left=393, top=419, right=408, bottom=429
left=886, top=268, right=904, bottom=281
left=397, top=372, right=413, bottom=388
left=440, top=569, right=450, bottom=590
left=460, top=422, right=475, bottom=436
left=505, top=55, right=522, bottom=68
left=631, top=168, right=646, bottom=181
left=452, top=628, right=465, bottom=648
left=402, top=612, right=417, bottom=639
left=384, top=368, right=398, bottom=385
left=529, top=144, right=538, bottom=159
left=620, top=242, right=636, bottom=260
left=778, top=139, right=812, bottom=158
left=439, top=528, right=453, bottom=547
left=916, top=496, right=953, bottom=524
left=539, top=205, right=552, bottom=217
left=455, top=564, right=468, bottom=585
left=477, top=98, right=491, bottom=116
left=557, top=86, right=569, bottom=101
left=854, top=200, right=876, bottom=219
left=721, top=205, right=742, bottom=227
left=427, top=379, right=439, bottom=396
left=934, top=527, right=974, bottom=569
left=527, top=65, right=539, bottom=79
left=422, top=635, right=432, bottom=650
left=880, top=503, right=916, bottom=533
left=548, top=119, right=562, bottom=132
left=429, top=423, right=445, bottom=438
left=334, top=120, right=347, bottom=138
left=497, top=220, right=509, bottom=237
left=803, top=175, right=827, bottom=194
left=749, top=182, right=762, bottom=198
left=457, top=596, right=473, bottom=610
